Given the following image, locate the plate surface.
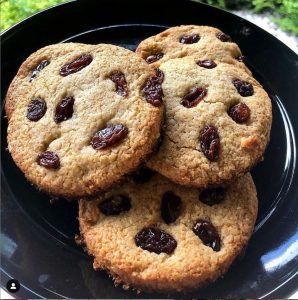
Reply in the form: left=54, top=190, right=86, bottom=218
left=1, top=0, right=298, bottom=298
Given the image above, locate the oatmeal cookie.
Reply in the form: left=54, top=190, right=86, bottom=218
left=136, top=25, right=250, bottom=73
left=146, top=57, right=271, bottom=188
left=79, top=173, right=258, bottom=292
left=7, top=44, right=163, bottom=197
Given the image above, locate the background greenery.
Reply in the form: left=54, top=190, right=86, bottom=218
left=0, top=0, right=67, bottom=30
left=202, top=0, right=298, bottom=35
left=1, top=0, right=297, bottom=35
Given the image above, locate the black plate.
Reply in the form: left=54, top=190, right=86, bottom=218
left=1, top=0, right=298, bottom=298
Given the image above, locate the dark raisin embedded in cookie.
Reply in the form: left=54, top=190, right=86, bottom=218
left=54, top=96, right=75, bottom=123
left=199, top=188, right=225, bottom=206
left=145, top=53, right=164, bottom=64
left=37, top=151, right=60, bottom=169
left=60, top=54, right=92, bottom=76
left=193, top=220, right=221, bottom=251
left=91, top=124, right=128, bottom=150
left=228, top=103, right=250, bottom=123
left=236, top=55, right=247, bottom=64
left=27, top=97, right=47, bottom=121
left=216, top=32, right=232, bottom=42
left=232, top=79, right=254, bottom=97
left=179, top=33, right=200, bottom=44
left=109, top=71, right=128, bottom=97
left=131, top=167, right=156, bottom=184
left=200, top=125, right=220, bottom=161
left=161, top=191, right=182, bottom=224
left=154, top=68, right=164, bottom=83
left=181, top=87, right=207, bottom=108
left=143, top=76, right=164, bottom=107
left=135, top=227, right=177, bottom=254
left=29, top=60, right=50, bottom=82
left=99, top=195, right=131, bottom=216
left=197, top=60, right=217, bottom=69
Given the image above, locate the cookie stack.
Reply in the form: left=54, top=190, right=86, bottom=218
left=6, top=25, right=272, bottom=292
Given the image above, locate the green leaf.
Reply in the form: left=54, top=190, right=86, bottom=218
left=0, top=0, right=67, bottom=31
left=275, top=0, right=298, bottom=34
left=252, top=0, right=281, bottom=12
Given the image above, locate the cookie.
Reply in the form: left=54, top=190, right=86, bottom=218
left=136, top=25, right=250, bottom=73
left=146, top=57, right=272, bottom=188
left=5, top=43, right=90, bottom=120
left=78, top=173, right=258, bottom=292
left=7, top=44, right=164, bottom=197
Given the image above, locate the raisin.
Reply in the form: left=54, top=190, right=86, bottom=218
left=143, top=75, right=164, bottom=107
left=179, top=33, right=200, bottom=44
left=27, top=98, right=47, bottom=121
left=135, top=227, right=177, bottom=254
left=54, top=96, right=75, bottom=123
left=193, top=220, right=221, bottom=251
left=110, top=71, right=128, bottom=97
left=99, top=195, right=131, bottom=215
left=181, top=87, right=207, bottom=108
left=29, top=60, right=50, bottom=82
left=200, top=125, right=220, bottom=161
left=154, top=68, right=164, bottom=83
left=91, top=124, right=128, bottom=150
left=131, top=167, right=156, bottom=184
left=59, top=54, right=92, bottom=76
left=161, top=191, right=182, bottom=224
left=216, top=32, right=232, bottom=42
left=199, top=188, right=225, bottom=206
left=232, top=79, right=254, bottom=97
left=228, top=102, right=250, bottom=123
left=197, top=60, right=217, bottom=69
left=37, top=151, right=60, bottom=169
left=236, top=55, right=247, bottom=64
left=145, top=53, right=164, bottom=64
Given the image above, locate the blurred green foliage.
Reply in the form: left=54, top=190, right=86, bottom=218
left=0, top=0, right=67, bottom=31
left=1, top=0, right=297, bottom=35
left=201, top=0, right=298, bottom=35
left=272, top=0, right=298, bottom=35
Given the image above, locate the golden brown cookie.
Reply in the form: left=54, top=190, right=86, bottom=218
left=146, top=57, right=271, bottom=188
left=136, top=25, right=250, bottom=73
left=79, top=173, right=258, bottom=292
left=7, top=44, right=163, bottom=197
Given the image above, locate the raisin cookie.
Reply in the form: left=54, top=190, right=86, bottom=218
left=7, top=44, right=164, bottom=197
left=5, top=43, right=91, bottom=120
left=78, top=173, right=258, bottom=292
left=146, top=57, right=272, bottom=188
left=136, top=25, right=249, bottom=72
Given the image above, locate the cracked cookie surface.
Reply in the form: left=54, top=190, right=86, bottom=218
left=136, top=25, right=250, bottom=73
left=79, top=173, right=258, bottom=292
left=7, top=44, right=163, bottom=197
left=146, top=57, right=272, bottom=188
